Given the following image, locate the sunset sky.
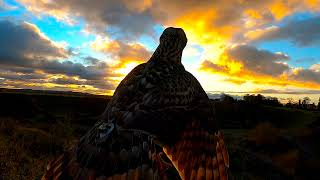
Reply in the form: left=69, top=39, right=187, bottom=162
left=0, top=0, right=320, bottom=102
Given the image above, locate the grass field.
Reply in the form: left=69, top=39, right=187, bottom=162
left=0, top=90, right=319, bottom=179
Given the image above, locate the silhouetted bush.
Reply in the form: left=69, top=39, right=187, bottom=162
left=243, top=94, right=281, bottom=107
left=247, top=122, right=280, bottom=145
left=271, top=150, right=299, bottom=176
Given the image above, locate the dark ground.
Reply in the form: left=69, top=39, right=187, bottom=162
left=0, top=88, right=319, bottom=179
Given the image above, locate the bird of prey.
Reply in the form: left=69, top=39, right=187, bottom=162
left=42, top=27, right=229, bottom=180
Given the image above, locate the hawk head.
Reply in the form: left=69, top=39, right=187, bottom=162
left=151, top=27, right=188, bottom=63
left=160, top=27, right=187, bottom=52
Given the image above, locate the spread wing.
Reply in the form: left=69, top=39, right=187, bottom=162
left=41, top=123, right=180, bottom=180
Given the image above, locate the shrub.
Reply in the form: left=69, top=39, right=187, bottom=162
left=247, top=122, right=280, bottom=145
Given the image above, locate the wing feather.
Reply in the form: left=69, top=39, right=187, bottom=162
left=163, top=120, right=229, bottom=180
left=42, top=127, right=180, bottom=180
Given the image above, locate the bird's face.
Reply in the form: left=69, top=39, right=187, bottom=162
left=158, top=27, right=188, bottom=60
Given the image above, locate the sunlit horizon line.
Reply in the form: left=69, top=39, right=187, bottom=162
left=2, top=86, right=320, bottom=96
left=206, top=90, right=320, bottom=95
left=2, top=86, right=319, bottom=103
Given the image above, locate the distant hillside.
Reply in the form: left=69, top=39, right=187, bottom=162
left=0, top=88, right=109, bottom=98
left=0, top=88, right=111, bottom=126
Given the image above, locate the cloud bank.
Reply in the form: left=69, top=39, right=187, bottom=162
left=0, top=20, right=119, bottom=93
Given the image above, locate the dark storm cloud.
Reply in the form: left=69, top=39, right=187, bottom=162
left=227, top=45, right=290, bottom=76
left=0, top=20, right=67, bottom=60
left=248, top=16, right=320, bottom=46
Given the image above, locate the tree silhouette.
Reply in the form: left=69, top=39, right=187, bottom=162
left=221, top=94, right=235, bottom=103
left=243, top=94, right=280, bottom=106
left=302, top=97, right=311, bottom=105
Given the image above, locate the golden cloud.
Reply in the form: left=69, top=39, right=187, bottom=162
left=122, top=0, right=153, bottom=13
left=90, top=37, right=152, bottom=84
left=92, top=39, right=150, bottom=64
left=200, top=51, right=320, bottom=90
left=244, top=26, right=279, bottom=41
left=223, top=78, right=247, bottom=85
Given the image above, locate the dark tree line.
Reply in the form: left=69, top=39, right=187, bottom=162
left=243, top=94, right=282, bottom=106
left=285, top=97, right=320, bottom=110
left=218, top=94, right=320, bottom=110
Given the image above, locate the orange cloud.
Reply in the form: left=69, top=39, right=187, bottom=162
left=244, top=26, right=279, bottom=41
left=90, top=37, right=152, bottom=83
left=123, top=0, right=153, bottom=13
left=91, top=37, right=150, bottom=66
left=202, top=63, right=320, bottom=89
left=223, top=78, right=247, bottom=85
left=200, top=54, right=320, bottom=90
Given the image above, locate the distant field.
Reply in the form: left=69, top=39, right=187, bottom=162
left=0, top=89, right=110, bottom=179
left=0, top=89, right=319, bottom=179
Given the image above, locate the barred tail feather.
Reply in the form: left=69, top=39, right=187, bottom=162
left=216, top=131, right=229, bottom=168
left=163, top=120, right=229, bottom=180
